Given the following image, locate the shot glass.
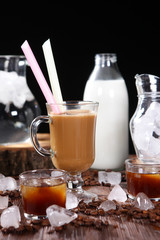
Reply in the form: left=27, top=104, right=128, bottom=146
left=19, top=169, right=67, bottom=220
left=125, top=158, right=160, bottom=200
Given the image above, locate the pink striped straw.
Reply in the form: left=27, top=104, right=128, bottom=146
left=21, top=40, right=61, bottom=114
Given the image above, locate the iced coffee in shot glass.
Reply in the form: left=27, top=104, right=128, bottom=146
left=19, top=169, right=67, bottom=220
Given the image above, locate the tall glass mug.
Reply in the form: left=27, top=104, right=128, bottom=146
left=30, top=101, right=98, bottom=201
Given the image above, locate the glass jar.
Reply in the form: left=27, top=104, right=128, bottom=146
left=83, top=53, right=129, bottom=169
left=130, top=74, right=160, bottom=161
left=0, top=55, right=41, bottom=145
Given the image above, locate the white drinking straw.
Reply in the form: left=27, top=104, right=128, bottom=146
left=21, top=40, right=61, bottom=114
left=42, top=39, right=63, bottom=104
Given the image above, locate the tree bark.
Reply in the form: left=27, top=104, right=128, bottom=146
left=0, top=134, right=53, bottom=176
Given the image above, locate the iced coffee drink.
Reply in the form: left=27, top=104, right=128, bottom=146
left=31, top=101, right=98, bottom=199
left=49, top=110, right=97, bottom=174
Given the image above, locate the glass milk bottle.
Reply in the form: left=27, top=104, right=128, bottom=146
left=83, top=53, right=129, bottom=169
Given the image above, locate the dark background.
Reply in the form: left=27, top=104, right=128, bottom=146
left=1, top=1, right=160, bottom=153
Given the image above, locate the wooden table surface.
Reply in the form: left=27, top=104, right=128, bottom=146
left=0, top=136, right=160, bottom=239
left=0, top=172, right=160, bottom=240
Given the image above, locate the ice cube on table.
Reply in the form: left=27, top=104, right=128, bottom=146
left=0, top=196, right=8, bottom=209
left=65, top=191, right=79, bottom=209
left=98, top=200, right=116, bottom=211
left=98, top=171, right=121, bottom=186
left=46, top=205, right=77, bottom=227
left=0, top=205, right=21, bottom=228
left=133, top=192, right=154, bottom=210
left=108, top=185, right=127, bottom=202
left=5, top=177, right=17, bottom=191
left=98, top=171, right=106, bottom=183
left=0, top=173, right=5, bottom=179
left=0, top=177, right=17, bottom=191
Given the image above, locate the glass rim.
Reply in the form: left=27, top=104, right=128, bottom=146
left=125, top=158, right=160, bottom=167
left=95, top=53, right=116, bottom=57
left=46, top=100, right=99, bottom=106
left=19, top=169, right=67, bottom=180
left=95, top=53, right=117, bottom=62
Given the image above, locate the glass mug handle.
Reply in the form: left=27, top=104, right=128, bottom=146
left=30, top=116, right=51, bottom=157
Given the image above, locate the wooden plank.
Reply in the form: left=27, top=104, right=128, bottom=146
left=1, top=213, right=160, bottom=240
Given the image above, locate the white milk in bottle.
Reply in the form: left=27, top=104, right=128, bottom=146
left=83, top=53, right=128, bottom=169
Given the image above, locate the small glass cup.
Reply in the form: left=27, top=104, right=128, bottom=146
left=19, top=169, right=67, bottom=220
left=125, top=158, right=160, bottom=201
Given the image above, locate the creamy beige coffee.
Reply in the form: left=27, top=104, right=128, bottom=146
left=49, top=110, right=97, bottom=174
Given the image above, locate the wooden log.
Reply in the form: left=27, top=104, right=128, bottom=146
left=0, top=134, right=53, bottom=176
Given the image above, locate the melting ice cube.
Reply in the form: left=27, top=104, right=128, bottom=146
left=133, top=192, right=154, bottom=210
left=98, top=171, right=121, bottom=186
left=46, top=205, right=77, bottom=227
left=65, top=191, right=79, bottom=209
left=0, top=177, right=17, bottom=191
left=0, top=196, right=8, bottom=209
left=108, top=185, right=127, bottom=202
left=0, top=205, right=21, bottom=228
left=0, top=173, right=5, bottom=179
left=98, top=200, right=116, bottom=211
